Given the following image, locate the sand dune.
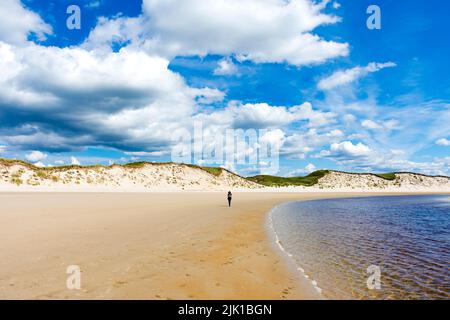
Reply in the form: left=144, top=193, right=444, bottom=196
left=0, top=160, right=260, bottom=192
left=1, top=159, right=449, bottom=192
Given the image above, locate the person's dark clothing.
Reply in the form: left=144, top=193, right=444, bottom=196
left=227, top=192, right=232, bottom=207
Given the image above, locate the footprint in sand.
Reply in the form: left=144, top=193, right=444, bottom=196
left=114, top=280, right=128, bottom=287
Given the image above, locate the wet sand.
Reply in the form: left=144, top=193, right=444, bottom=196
left=0, top=192, right=443, bottom=299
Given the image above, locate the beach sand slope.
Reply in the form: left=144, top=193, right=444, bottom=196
left=0, top=192, right=446, bottom=299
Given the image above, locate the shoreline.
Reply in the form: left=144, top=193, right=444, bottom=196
left=266, top=203, right=325, bottom=299
left=0, top=191, right=448, bottom=299
left=265, top=192, right=450, bottom=300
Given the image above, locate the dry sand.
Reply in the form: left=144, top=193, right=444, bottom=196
left=0, top=191, right=446, bottom=300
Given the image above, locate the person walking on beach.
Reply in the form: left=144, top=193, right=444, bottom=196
left=227, top=191, right=232, bottom=207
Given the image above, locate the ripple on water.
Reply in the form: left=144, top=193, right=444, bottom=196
left=270, top=195, right=450, bottom=300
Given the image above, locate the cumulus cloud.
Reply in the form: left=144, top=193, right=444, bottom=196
left=197, top=100, right=329, bottom=127
left=33, top=161, right=46, bottom=168
left=0, top=28, right=339, bottom=164
left=436, top=138, right=450, bottom=146
left=353, top=155, right=450, bottom=177
left=214, top=57, right=238, bottom=76
left=2, top=1, right=444, bottom=177
left=288, top=163, right=317, bottom=176
left=84, top=0, right=348, bottom=66
left=226, top=102, right=336, bottom=129
left=25, top=150, right=47, bottom=163
left=0, top=0, right=52, bottom=45
left=282, top=128, right=343, bottom=159
left=0, top=41, right=226, bottom=152
left=318, top=62, right=396, bottom=90
left=70, top=157, right=81, bottom=166
left=319, top=141, right=372, bottom=158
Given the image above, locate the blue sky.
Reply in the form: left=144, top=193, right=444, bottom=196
left=0, top=0, right=449, bottom=176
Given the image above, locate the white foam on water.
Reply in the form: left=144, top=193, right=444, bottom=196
left=267, top=205, right=324, bottom=296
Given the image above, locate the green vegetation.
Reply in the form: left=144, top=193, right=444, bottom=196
left=122, top=161, right=225, bottom=177
left=248, top=170, right=330, bottom=187
left=0, top=158, right=445, bottom=189
left=197, top=166, right=223, bottom=177
left=36, top=171, right=49, bottom=179
left=11, top=177, right=23, bottom=185
left=374, top=173, right=396, bottom=180
left=122, top=161, right=149, bottom=168
left=0, top=158, right=101, bottom=172
left=11, top=170, right=24, bottom=185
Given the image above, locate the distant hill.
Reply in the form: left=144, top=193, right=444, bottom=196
left=0, top=158, right=260, bottom=191
left=247, top=170, right=330, bottom=187
left=0, top=158, right=449, bottom=192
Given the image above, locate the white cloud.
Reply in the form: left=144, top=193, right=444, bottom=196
left=124, top=151, right=167, bottom=157
left=25, top=150, right=47, bottom=163
left=54, top=160, right=65, bottom=165
left=34, top=161, right=46, bottom=168
left=361, top=119, right=399, bottom=130
left=70, top=157, right=81, bottom=166
left=318, top=62, right=396, bottom=90
left=82, top=15, right=143, bottom=51
left=259, top=129, right=285, bottom=149
left=361, top=119, right=381, bottom=129
left=436, top=138, right=450, bottom=146
left=357, top=157, right=450, bottom=177
left=214, top=57, right=238, bottom=76
left=281, top=128, right=344, bottom=159
left=85, top=0, right=349, bottom=66
left=191, top=87, right=225, bottom=104
left=0, top=0, right=52, bottom=45
left=332, top=2, right=341, bottom=9
left=305, top=163, right=317, bottom=173
left=85, top=1, right=101, bottom=9
left=227, top=102, right=336, bottom=128
left=0, top=41, right=226, bottom=152
left=288, top=163, right=317, bottom=176
left=343, top=114, right=356, bottom=123
left=319, top=141, right=372, bottom=158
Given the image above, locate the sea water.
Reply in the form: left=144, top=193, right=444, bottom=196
left=269, top=195, right=450, bottom=299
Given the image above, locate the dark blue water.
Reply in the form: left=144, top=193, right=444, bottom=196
left=270, top=195, right=450, bottom=299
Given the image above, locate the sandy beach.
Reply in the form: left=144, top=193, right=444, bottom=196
left=0, top=191, right=447, bottom=300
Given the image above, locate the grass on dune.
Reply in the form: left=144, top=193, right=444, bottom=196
left=197, top=166, right=224, bottom=176
left=123, top=161, right=225, bottom=176
left=0, top=158, right=226, bottom=177
left=374, top=173, right=397, bottom=180
left=247, top=170, right=330, bottom=187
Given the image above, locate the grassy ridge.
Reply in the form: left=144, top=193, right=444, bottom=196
left=247, top=170, right=330, bottom=187
left=0, top=158, right=226, bottom=177
left=0, top=158, right=437, bottom=187
left=247, top=171, right=400, bottom=187
left=374, top=173, right=396, bottom=180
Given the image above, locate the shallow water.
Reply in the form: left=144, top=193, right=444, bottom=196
left=270, top=195, right=450, bottom=300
